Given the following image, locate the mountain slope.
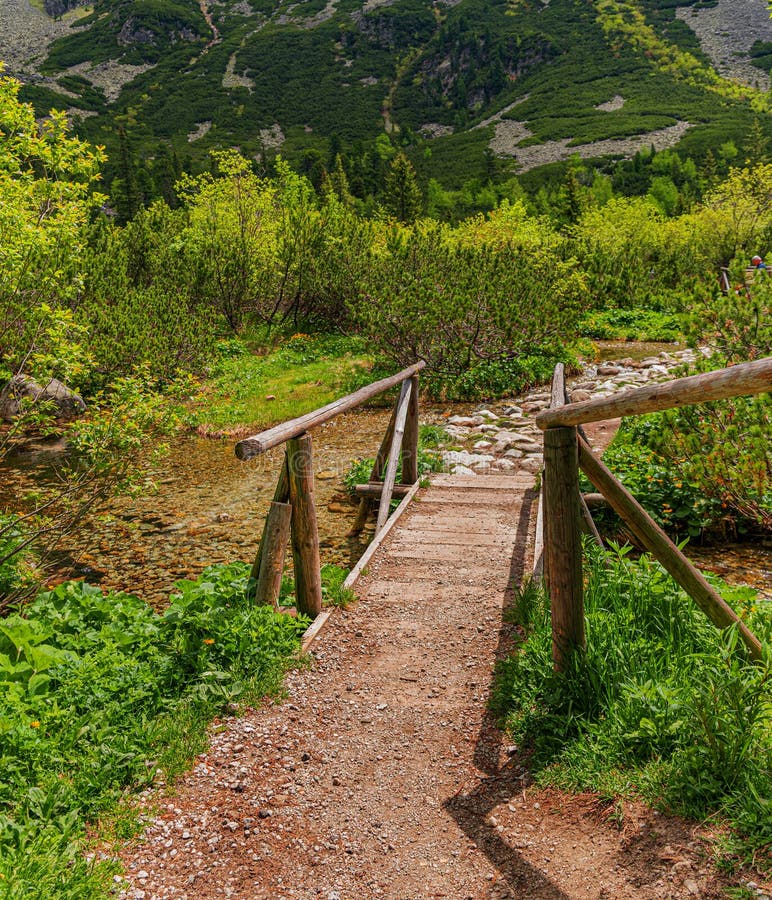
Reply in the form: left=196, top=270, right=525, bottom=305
left=3, top=0, right=771, bottom=191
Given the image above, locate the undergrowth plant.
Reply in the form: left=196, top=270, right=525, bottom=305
left=0, top=563, right=307, bottom=897
left=494, top=545, right=771, bottom=871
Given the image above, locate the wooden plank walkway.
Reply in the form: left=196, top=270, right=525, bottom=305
left=119, top=473, right=548, bottom=898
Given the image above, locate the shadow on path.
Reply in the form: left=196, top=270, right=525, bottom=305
left=445, top=486, right=571, bottom=898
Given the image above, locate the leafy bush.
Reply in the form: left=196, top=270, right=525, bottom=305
left=599, top=271, right=771, bottom=541
left=0, top=564, right=307, bottom=896
left=429, top=353, right=561, bottom=401
left=493, top=546, right=771, bottom=868
left=352, top=210, right=588, bottom=396
left=602, top=434, right=721, bottom=539
left=579, top=308, right=683, bottom=342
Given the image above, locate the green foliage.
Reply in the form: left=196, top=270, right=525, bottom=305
left=493, top=546, right=772, bottom=868
left=384, top=152, right=424, bottom=223
left=352, top=206, right=588, bottom=395
left=0, top=73, right=105, bottom=372
left=601, top=272, right=771, bottom=540
left=319, top=564, right=355, bottom=608
left=0, top=564, right=306, bottom=896
left=78, top=204, right=219, bottom=382
left=579, top=308, right=683, bottom=342
left=602, top=437, right=720, bottom=538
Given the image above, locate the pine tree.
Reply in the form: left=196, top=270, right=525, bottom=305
left=744, top=118, right=769, bottom=167
left=384, top=153, right=423, bottom=223
left=700, top=148, right=719, bottom=190
left=324, top=154, right=355, bottom=207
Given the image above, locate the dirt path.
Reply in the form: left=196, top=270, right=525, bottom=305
left=117, top=471, right=755, bottom=899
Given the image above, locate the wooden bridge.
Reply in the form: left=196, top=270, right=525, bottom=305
left=118, top=355, right=770, bottom=896
left=235, top=356, right=771, bottom=665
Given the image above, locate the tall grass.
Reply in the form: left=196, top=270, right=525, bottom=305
left=494, top=544, right=771, bottom=870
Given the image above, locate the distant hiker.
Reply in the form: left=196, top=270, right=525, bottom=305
left=751, top=254, right=767, bottom=270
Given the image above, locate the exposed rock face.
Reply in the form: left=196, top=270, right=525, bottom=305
left=43, top=0, right=87, bottom=18
left=0, top=375, right=86, bottom=422
left=118, top=18, right=157, bottom=46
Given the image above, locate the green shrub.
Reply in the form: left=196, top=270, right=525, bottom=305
left=579, top=308, right=683, bottom=342
left=352, top=215, right=588, bottom=395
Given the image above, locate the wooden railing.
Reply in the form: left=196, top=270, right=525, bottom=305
left=535, top=357, right=772, bottom=669
left=235, top=362, right=425, bottom=616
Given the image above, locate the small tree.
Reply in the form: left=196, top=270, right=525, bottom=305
left=384, top=153, right=423, bottom=223
left=0, top=73, right=181, bottom=606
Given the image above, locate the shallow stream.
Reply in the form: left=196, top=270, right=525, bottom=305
left=2, top=342, right=768, bottom=607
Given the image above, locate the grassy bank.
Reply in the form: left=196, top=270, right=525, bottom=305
left=188, top=333, right=375, bottom=436
left=493, top=546, right=771, bottom=873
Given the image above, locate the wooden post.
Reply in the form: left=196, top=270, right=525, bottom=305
left=577, top=437, right=763, bottom=661
left=543, top=425, right=585, bottom=670
left=250, top=455, right=290, bottom=584
left=287, top=433, right=323, bottom=618
left=376, top=379, right=412, bottom=535
left=349, top=404, right=398, bottom=535
left=401, top=374, right=420, bottom=485
left=579, top=492, right=604, bottom=547
left=532, top=487, right=545, bottom=583
left=252, top=501, right=292, bottom=607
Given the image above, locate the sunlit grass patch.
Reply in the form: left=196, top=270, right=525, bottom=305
left=189, top=334, right=375, bottom=434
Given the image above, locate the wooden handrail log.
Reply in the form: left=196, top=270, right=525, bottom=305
left=235, top=361, right=426, bottom=459
left=577, top=437, right=763, bottom=661
left=535, top=357, right=772, bottom=430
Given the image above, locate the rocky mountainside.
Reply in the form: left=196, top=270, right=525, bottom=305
left=2, top=0, right=770, bottom=190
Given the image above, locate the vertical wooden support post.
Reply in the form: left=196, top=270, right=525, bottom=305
left=250, top=455, right=290, bottom=587
left=543, top=425, right=584, bottom=671
left=401, top=374, right=420, bottom=485
left=350, top=405, right=398, bottom=535
left=375, top=379, right=412, bottom=535
left=253, top=501, right=292, bottom=608
left=287, top=433, right=323, bottom=618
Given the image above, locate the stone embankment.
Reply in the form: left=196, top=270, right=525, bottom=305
left=435, top=348, right=700, bottom=476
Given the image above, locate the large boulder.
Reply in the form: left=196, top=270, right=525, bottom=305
left=0, top=375, right=86, bottom=422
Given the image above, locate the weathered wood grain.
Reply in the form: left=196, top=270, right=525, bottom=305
left=253, top=501, right=292, bottom=608
left=287, top=434, right=323, bottom=618
left=376, top=379, right=412, bottom=535
left=536, top=357, right=772, bottom=430
left=543, top=425, right=585, bottom=670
